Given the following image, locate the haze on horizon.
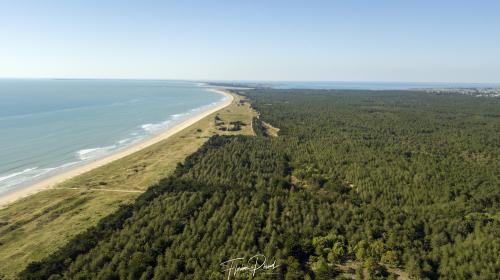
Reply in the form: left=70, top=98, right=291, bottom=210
left=1, top=0, right=499, bottom=83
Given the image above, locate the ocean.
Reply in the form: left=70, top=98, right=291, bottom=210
left=0, top=79, right=226, bottom=196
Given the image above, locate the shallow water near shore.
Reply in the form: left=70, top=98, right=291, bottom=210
left=0, top=79, right=225, bottom=196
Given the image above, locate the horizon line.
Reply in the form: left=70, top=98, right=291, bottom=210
left=1, top=77, right=500, bottom=85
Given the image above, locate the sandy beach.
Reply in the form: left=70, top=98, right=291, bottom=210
left=0, top=88, right=233, bottom=208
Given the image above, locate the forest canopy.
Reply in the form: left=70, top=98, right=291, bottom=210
left=20, top=89, right=500, bottom=280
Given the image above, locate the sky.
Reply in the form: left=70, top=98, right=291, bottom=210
left=1, top=0, right=499, bottom=82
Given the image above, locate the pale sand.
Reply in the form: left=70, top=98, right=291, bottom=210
left=0, top=89, right=233, bottom=208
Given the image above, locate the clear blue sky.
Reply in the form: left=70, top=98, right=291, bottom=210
left=1, top=0, right=499, bottom=82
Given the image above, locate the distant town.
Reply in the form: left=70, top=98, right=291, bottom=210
left=420, top=87, right=500, bottom=97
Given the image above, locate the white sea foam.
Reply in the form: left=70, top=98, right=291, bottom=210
left=140, top=113, right=189, bottom=134
left=141, top=121, right=171, bottom=134
left=171, top=113, right=188, bottom=119
left=0, top=161, right=79, bottom=192
left=0, top=168, right=38, bottom=183
left=117, top=135, right=143, bottom=146
left=76, top=145, right=117, bottom=161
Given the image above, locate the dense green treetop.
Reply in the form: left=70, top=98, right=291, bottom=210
left=20, top=89, right=499, bottom=280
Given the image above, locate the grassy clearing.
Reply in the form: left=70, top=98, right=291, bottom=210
left=262, top=120, right=280, bottom=137
left=0, top=91, right=255, bottom=279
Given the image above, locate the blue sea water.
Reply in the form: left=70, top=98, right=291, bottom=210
left=0, top=79, right=226, bottom=196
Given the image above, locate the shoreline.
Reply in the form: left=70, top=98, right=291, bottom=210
left=0, top=88, right=233, bottom=208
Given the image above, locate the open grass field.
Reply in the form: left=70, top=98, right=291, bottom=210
left=0, top=91, right=255, bottom=279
